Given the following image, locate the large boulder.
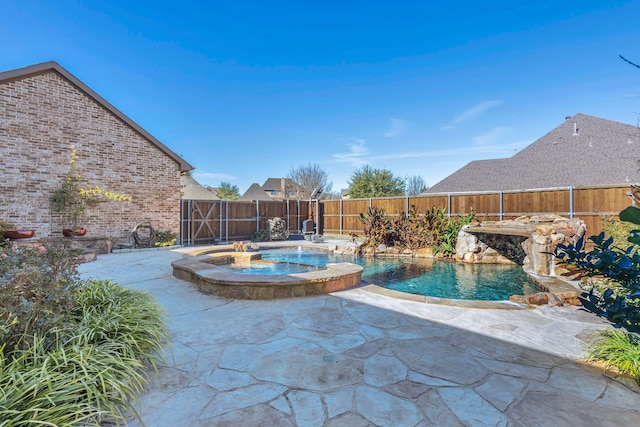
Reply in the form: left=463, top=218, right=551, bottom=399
left=522, top=217, right=586, bottom=276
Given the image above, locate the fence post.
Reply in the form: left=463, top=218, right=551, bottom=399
left=256, top=200, right=260, bottom=232
left=447, top=193, right=451, bottom=217
left=369, top=198, right=372, bottom=209
left=219, top=200, right=223, bottom=243
left=180, top=200, right=187, bottom=246
left=406, top=195, right=409, bottom=217
left=179, top=200, right=183, bottom=245
left=187, top=200, right=192, bottom=246
left=569, top=186, right=574, bottom=219
left=339, top=199, right=343, bottom=236
left=225, top=200, right=229, bottom=242
left=286, top=199, right=290, bottom=233
left=499, top=191, right=503, bottom=221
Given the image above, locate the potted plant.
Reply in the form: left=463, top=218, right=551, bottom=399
left=0, top=220, right=35, bottom=239
left=51, top=145, right=131, bottom=236
left=62, top=227, right=87, bottom=237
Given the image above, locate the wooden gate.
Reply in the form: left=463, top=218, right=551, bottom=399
left=180, top=199, right=310, bottom=245
left=180, top=200, right=221, bottom=245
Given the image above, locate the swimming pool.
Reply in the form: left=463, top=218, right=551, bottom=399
left=261, top=249, right=539, bottom=301
left=221, top=260, right=319, bottom=275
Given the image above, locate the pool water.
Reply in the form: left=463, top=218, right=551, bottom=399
left=261, top=249, right=539, bottom=301
left=222, top=260, right=318, bottom=275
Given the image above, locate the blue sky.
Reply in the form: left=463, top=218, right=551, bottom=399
left=2, top=1, right=640, bottom=194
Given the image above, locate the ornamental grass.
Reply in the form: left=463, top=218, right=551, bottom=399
left=0, top=242, right=168, bottom=426
left=589, top=329, right=640, bottom=386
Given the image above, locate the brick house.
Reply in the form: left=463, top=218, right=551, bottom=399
left=0, top=61, right=193, bottom=242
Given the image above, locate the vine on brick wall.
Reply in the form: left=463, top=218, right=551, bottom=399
left=50, top=145, right=131, bottom=228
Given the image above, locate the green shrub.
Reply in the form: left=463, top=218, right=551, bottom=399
left=432, top=209, right=475, bottom=257
left=72, top=279, right=168, bottom=366
left=601, top=216, right=638, bottom=251
left=0, top=334, right=146, bottom=425
left=359, top=206, right=396, bottom=248
left=554, top=204, right=640, bottom=386
left=393, top=206, right=430, bottom=250
left=250, top=229, right=269, bottom=242
left=358, top=205, right=474, bottom=257
left=0, top=254, right=168, bottom=425
left=154, top=230, right=178, bottom=247
left=0, top=243, right=80, bottom=355
left=555, top=206, right=640, bottom=332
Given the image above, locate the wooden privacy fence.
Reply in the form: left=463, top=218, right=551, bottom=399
left=180, top=185, right=632, bottom=245
left=180, top=199, right=310, bottom=245
left=319, top=184, right=632, bottom=238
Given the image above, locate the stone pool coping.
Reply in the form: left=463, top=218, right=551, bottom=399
left=358, top=284, right=530, bottom=309
left=171, top=249, right=363, bottom=299
left=174, top=241, right=583, bottom=307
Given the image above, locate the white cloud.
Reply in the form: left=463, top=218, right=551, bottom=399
left=384, top=118, right=407, bottom=137
left=359, top=139, right=527, bottom=162
left=332, top=137, right=370, bottom=167
left=445, top=100, right=503, bottom=129
left=192, top=170, right=238, bottom=183
left=472, top=126, right=510, bottom=146
left=329, top=131, right=529, bottom=178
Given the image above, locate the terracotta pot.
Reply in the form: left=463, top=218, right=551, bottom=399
left=63, top=227, right=87, bottom=237
left=3, top=229, right=36, bottom=239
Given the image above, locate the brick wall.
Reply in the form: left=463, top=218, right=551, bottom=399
left=0, top=70, right=182, bottom=240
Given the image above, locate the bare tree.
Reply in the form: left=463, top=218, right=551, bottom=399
left=406, top=175, right=428, bottom=196
left=287, top=163, right=333, bottom=199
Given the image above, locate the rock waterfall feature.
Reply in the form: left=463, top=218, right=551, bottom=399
left=456, top=215, right=587, bottom=306
left=456, top=215, right=586, bottom=274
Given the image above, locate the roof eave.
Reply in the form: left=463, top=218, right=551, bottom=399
left=0, top=61, right=194, bottom=172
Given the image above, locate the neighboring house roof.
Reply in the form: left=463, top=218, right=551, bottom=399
left=262, top=178, right=305, bottom=198
left=0, top=61, right=193, bottom=171
left=180, top=174, right=219, bottom=200
left=239, top=178, right=305, bottom=201
left=427, top=113, right=640, bottom=193
left=239, top=183, right=274, bottom=201
left=262, top=178, right=288, bottom=191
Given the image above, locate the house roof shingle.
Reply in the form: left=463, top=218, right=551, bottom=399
left=262, top=178, right=287, bottom=190
left=427, top=113, right=640, bottom=193
left=262, top=178, right=304, bottom=194
left=180, top=174, right=219, bottom=200
left=239, top=183, right=274, bottom=201
left=239, top=178, right=305, bottom=201
left=0, top=61, right=193, bottom=171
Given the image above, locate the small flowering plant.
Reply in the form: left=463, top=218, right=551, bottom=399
left=51, top=145, right=131, bottom=229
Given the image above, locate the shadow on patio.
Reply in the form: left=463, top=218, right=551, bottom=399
left=79, top=249, right=640, bottom=427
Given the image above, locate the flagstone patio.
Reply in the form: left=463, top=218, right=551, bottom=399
left=79, top=247, right=640, bottom=426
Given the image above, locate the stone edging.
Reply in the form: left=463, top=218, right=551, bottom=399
left=172, top=249, right=363, bottom=299
left=357, top=284, right=530, bottom=310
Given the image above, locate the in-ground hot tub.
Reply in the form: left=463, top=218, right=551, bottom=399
left=172, top=250, right=363, bottom=299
